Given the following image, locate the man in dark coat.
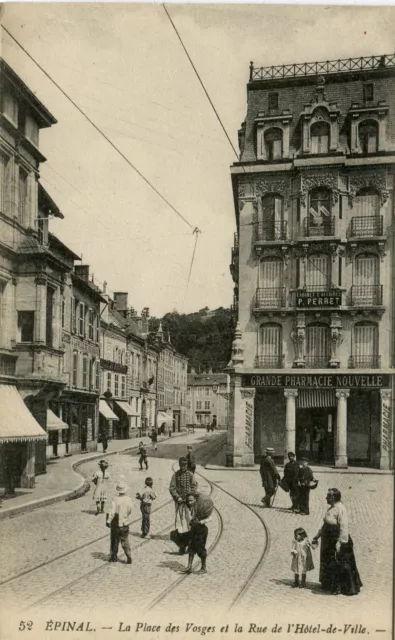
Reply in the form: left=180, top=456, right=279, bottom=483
left=169, top=457, right=198, bottom=536
left=260, top=447, right=280, bottom=507
left=283, top=452, right=300, bottom=512
left=170, top=492, right=213, bottom=574
left=186, top=445, right=196, bottom=474
left=297, top=457, right=314, bottom=515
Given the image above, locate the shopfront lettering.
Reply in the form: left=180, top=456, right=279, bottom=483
left=381, top=401, right=392, bottom=453
left=296, top=290, right=342, bottom=308
left=246, top=374, right=390, bottom=389
left=245, top=401, right=253, bottom=450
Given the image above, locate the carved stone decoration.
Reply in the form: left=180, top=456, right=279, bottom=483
left=240, top=388, right=256, bottom=400
left=294, top=242, right=340, bottom=258
left=348, top=172, right=389, bottom=207
left=291, top=313, right=306, bottom=365
left=238, top=182, right=247, bottom=199
left=300, top=172, right=339, bottom=207
left=231, top=321, right=245, bottom=369
left=281, top=245, right=290, bottom=265
left=238, top=199, right=245, bottom=212
left=255, top=246, right=286, bottom=261
left=348, top=242, right=384, bottom=262
left=255, top=178, right=291, bottom=208
left=335, top=389, right=350, bottom=400
left=330, top=313, right=343, bottom=366
left=34, top=274, right=47, bottom=286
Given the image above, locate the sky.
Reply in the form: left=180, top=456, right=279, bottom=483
left=1, top=3, right=394, bottom=317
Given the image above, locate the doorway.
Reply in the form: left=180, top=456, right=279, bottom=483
left=296, top=408, right=335, bottom=464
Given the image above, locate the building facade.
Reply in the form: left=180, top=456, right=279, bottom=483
left=156, top=324, right=188, bottom=432
left=187, top=371, right=229, bottom=428
left=227, top=54, right=395, bottom=469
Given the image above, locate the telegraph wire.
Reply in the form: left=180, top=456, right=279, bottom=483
left=1, top=24, right=197, bottom=232
left=182, top=227, right=201, bottom=310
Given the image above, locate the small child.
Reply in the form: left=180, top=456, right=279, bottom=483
left=291, top=527, right=316, bottom=588
left=138, top=441, right=148, bottom=471
left=136, top=477, right=157, bottom=539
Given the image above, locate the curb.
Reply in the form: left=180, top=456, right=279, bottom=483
left=205, top=464, right=394, bottom=475
left=0, top=431, right=192, bottom=521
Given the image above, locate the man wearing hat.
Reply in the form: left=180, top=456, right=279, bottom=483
left=186, top=446, right=196, bottom=474
left=169, top=457, right=198, bottom=535
left=283, top=452, right=300, bottom=512
left=260, top=448, right=281, bottom=508
left=297, top=457, right=314, bottom=515
left=106, top=480, right=133, bottom=564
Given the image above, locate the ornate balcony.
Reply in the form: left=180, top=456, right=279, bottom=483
left=301, top=216, right=335, bottom=238
left=348, top=355, right=381, bottom=369
left=254, top=287, right=287, bottom=309
left=254, top=221, right=288, bottom=242
left=254, top=354, right=285, bottom=369
left=349, top=285, right=383, bottom=306
left=349, top=216, right=383, bottom=238
left=304, top=356, right=330, bottom=369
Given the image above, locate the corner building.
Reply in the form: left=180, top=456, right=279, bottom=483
left=227, top=54, right=395, bottom=470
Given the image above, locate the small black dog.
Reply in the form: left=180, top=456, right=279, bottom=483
left=170, top=529, right=189, bottom=555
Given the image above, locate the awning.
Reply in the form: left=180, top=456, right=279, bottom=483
left=0, top=385, right=47, bottom=443
left=157, top=411, right=173, bottom=425
left=296, top=389, right=336, bottom=409
left=114, top=400, right=138, bottom=417
left=47, top=409, right=69, bottom=431
left=99, top=400, right=119, bottom=421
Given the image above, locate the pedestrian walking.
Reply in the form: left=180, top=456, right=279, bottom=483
left=136, top=477, right=157, bottom=539
left=80, top=423, right=87, bottom=452
left=297, top=457, right=317, bottom=515
left=92, top=459, right=110, bottom=515
left=283, top=452, right=300, bottom=512
left=138, top=441, right=149, bottom=470
left=186, top=445, right=196, bottom=474
left=290, top=527, right=316, bottom=589
left=169, top=457, right=198, bottom=537
left=260, top=447, right=280, bottom=508
left=170, top=492, right=213, bottom=575
left=150, top=428, right=158, bottom=451
left=106, top=480, right=133, bottom=564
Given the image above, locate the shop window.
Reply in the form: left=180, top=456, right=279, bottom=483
left=18, top=310, right=35, bottom=343
left=359, top=120, right=378, bottom=154
left=264, top=127, right=283, bottom=160
left=310, top=121, right=330, bottom=154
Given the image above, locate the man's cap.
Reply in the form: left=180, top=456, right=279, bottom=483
left=179, top=456, right=188, bottom=464
left=116, top=481, right=128, bottom=494
left=98, top=459, right=109, bottom=467
left=265, top=447, right=275, bottom=454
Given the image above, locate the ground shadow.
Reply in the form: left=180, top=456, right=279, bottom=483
left=91, top=551, right=110, bottom=561
left=81, top=509, right=101, bottom=516
left=0, top=490, right=33, bottom=500
left=158, top=558, right=188, bottom=573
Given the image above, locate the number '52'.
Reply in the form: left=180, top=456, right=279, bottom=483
left=19, top=621, right=33, bottom=631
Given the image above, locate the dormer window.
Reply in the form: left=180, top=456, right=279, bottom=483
left=358, top=120, right=378, bottom=154
left=310, top=121, right=329, bottom=154
left=363, top=83, right=374, bottom=103
left=268, top=92, right=279, bottom=110
left=264, top=127, right=283, bottom=160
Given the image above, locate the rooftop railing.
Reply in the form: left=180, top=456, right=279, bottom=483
left=249, top=54, right=395, bottom=82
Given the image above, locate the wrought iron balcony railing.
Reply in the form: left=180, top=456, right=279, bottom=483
left=350, top=285, right=383, bottom=306
left=301, top=215, right=335, bottom=238
left=348, top=355, right=381, bottom=369
left=349, top=216, right=383, bottom=237
left=254, top=287, right=287, bottom=308
left=254, top=354, right=285, bottom=369
left=304, top=356, right=331, bottom=369
left=250, top=54, right=395, bottom=82
left=254, top=221, right=288, bottom=242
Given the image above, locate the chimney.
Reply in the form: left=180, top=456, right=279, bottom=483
left=141, top=307, right=150, bottom=334
left=114, top=292, right=128, bottom=312
left=74, top=265, right=89, bottom=281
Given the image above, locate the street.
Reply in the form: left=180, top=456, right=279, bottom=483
left=0, top=432, right=393, bottom=638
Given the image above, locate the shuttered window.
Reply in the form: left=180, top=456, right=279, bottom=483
left=260, top=259, right=283, bottom=287
left=359, top=120, right=378, bottom=154
left=311, top=121, right=330, bottom=154
left=354, top=254, right=378, bottom=286
left=355, top=191, right=379, bottom=217
left=305, top=325, right=330, bottom=367
left=264, top=128, right=283, bottom=160
left=353, top=323, right=377, bottom=357
left=260, top=325, right=281, bottom=355
left=305, top=254, right=329, bottom=290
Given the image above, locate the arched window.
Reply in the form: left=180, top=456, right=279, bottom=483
left=259, top=195, right=285, bottom=240
left=310, top=121, right=330, bottom=154
left=305, top=323, right=330, bottom=368
left=350, top=322, right=379, bottom=369
left=353, top=188, right=381, bottom=236
left=305, top=253, right=330, bottom=291
left=264, top=128, right=283, bottom=160
left=359, top=120, right=378, bottom=154
left=308, top=188, right=333, bottom=236
left=257, top=323, right=282, bottom=368
left=352, top=252, right=380, bottom=305
left=257, top=258, right=284, bottom=307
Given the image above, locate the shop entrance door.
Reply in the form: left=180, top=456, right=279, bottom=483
left=296, top=408, right=335, bottom=464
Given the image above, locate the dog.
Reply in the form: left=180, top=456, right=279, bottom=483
left=170, top=529, right=190, bottom=555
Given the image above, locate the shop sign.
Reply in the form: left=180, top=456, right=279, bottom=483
left=242, top=374, right=391, bottom=389
left=296, top=290, right=342, bottom=308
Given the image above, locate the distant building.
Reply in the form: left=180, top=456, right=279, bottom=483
left=156, top=323, right=188, bottom=432
left=187, top=370, right=229, bottom=429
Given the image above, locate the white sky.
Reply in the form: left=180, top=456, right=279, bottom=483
left=1, top=4, right=394, bottom=316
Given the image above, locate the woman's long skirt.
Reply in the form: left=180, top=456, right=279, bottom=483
left=319, top=523, right=362, bottom=595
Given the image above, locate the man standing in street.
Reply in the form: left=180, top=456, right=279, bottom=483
left=169, top=457, right=198, bottom=536
left=297, top=457, right=314, bottom=515
left=283, top=452, right=300, bottom=512
left=170, top=493, right=213, bottom=575
left=260, top=447, right=280, bottom=508
left=106, top=480, right=133, bottom=564
left=186, top=445, right=196, bottom=474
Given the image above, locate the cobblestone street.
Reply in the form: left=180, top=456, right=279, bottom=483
left=0, top=434, right=392, bottom=640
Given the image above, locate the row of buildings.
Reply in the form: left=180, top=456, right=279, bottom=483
left=0, top=58, right=189, bottom=492
left=226, top=54, right=395, bottom=470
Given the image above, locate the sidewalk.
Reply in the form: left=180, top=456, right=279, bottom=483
left=206, top=462, right=393, bottom=474
left=0, top=430, right=202, bottom=521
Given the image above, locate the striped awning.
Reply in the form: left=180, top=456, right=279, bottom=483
left=47, top=409, right=69, bottom=431
left=0, top=385, right=47, bottom=443
left=296, top=389, right=336, bottom=409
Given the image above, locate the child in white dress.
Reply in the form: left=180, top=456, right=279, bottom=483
left=291, top=527, right=316, bottom=588
left=92, top=459, right=110, bottom=515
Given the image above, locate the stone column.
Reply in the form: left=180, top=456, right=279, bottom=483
left=379, top=389, right=392, bottom=470
left=284, top=389, right=298, bottom=464
left=35, top=274, right=47, bottom=343
left=226, top=375, right=256, bottom=467
left=335, top=389, right=350, bottom=468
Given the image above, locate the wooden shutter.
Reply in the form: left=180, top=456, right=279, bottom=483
left=260, top=259, right=283, bottom=287
left=354, top=324, right=377, bottom=357
left=354, top=255, right=377, bottom=286
left=355, top=194, right=379, bottom=217
left=306, top=325, right=329, bottom=358
left=306, top=254, right=329, bottom=289
left=259, top=325, right=281, bottom=356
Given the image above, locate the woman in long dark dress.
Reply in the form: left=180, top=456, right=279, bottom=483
left=312, top=488, right=362, bottom=596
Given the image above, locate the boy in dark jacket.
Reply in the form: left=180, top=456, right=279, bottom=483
left=260, top=447, right=280, bottom=507
left=297, top=457, right=314, bottom=515
left=138, top=442, right=148, bottom=471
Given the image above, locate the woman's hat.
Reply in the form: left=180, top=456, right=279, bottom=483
left=116, top=481, right=128, bottom=494
left=98, top=459, right=109, bottom=467
left=265, top=447, right=275, bottom=454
